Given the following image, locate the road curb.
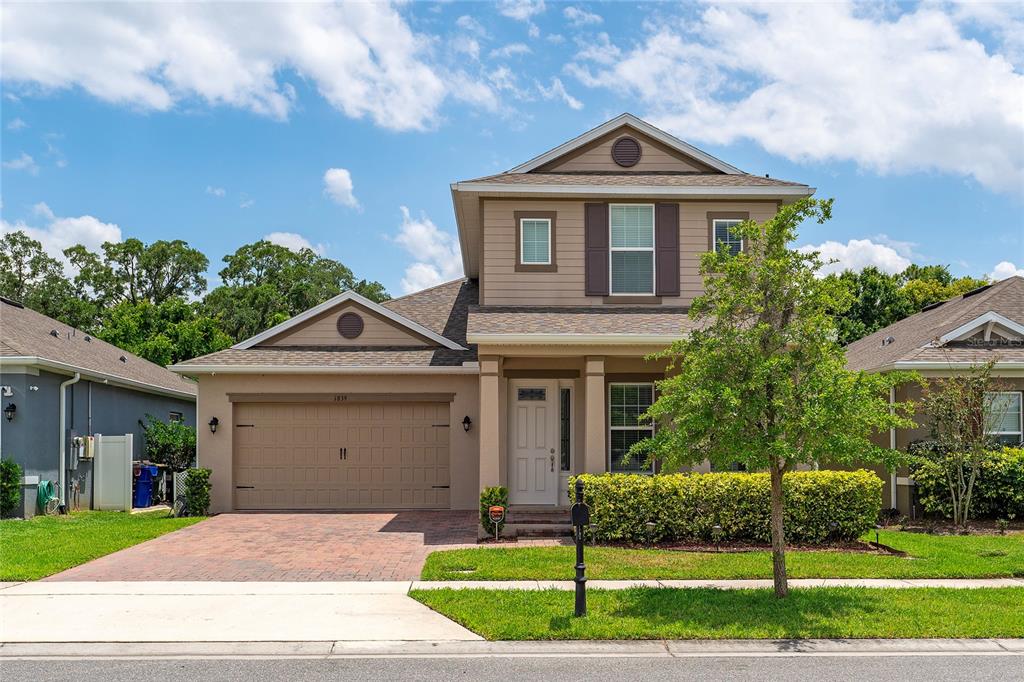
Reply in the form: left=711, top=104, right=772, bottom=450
left=2, top=638, right=1022, bottom=659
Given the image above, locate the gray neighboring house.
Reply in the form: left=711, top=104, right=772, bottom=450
left=0, top=296, right=197, bottom=512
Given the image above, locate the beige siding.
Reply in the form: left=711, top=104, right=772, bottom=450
left=481, top=198, right=779, bottom=306
left=537, top=128, right=715, bottom=173
left=265, top=303, right=430, bottom=347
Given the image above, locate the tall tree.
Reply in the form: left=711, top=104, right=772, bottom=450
left=65, top=238, right=208, bottom=306
left=829, top=267, right=913, bottom=345
left=633, top=198, right=915, bottom=597
left=95, top=297, right=232, bottom=366
left=0, top=231, right=97, bottom=329
left=203, top=240, right=388, bottom=342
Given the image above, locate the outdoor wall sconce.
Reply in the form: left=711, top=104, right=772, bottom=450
left=208, top=417, right=219, bottom=434
left=462, top=415, right=472, bottom=432
left=3, top=403, right=15, bottom=422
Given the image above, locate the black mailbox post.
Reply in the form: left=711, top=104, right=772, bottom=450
left=571, top=478, right=590, bottom=617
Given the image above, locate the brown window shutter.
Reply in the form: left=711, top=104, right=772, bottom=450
left=584, top=202, right=609, bottom=296
left=655, top=203, right=680, bottom=297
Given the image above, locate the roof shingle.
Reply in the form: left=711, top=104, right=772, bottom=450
left=458, top=171, right=808, bottom=188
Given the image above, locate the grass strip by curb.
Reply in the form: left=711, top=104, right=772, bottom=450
left=411, top=586, right=1024, bottom=641
left=421, top=530, right=1024, bottom=581
left=0, top=511, right=204, bottom=581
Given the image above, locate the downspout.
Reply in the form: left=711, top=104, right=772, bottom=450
left=58, top=372, right=81, bottom=510
left=889, top=386, right=898, bottom=510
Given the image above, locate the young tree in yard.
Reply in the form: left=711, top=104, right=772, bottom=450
left=141, top=415, right=196, bottom=471
left=911, top=362, right=1008, bottom=527
left=632, top=198, right=916, bottom=597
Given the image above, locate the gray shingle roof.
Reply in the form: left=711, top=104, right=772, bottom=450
left=0, top=297, right=197, bottom=397
left=845, top=277, right=1024, bottom=371
left=468, top=305, right=696, bottom=336
left=459, top=171, right=808, bottom=188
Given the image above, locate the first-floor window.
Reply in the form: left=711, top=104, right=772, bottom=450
left=984, top=391, right=1023, bottom=446
left=609, top=383, right=654, bottom=473
left=169, top=411, right=184, bottom=423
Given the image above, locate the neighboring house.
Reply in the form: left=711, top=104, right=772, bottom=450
left=0, top=296, right=197, bottom=511
left=846, top=275, right=1024, bottom=515
left=172, top=113, right=814, bottom=514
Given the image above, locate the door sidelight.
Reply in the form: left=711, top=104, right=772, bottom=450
left=339, top=447, right=348, bottom=460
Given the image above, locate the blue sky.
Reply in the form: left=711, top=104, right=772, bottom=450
left=1, top=1, right=1022, bottom=296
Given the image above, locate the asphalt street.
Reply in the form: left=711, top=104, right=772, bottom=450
left=3, top=654, right=1021, bottom=682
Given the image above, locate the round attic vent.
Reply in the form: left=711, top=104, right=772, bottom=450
left=337, top=312, right=364, bottom=340
left=611, top=136, right=642, bottom=167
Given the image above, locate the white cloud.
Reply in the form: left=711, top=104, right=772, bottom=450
left=264, top=231, right=325, bottom=255
left=392, top=206, right=462, bottom=294
left=205, top=185, right=226, bottom=198
left=323, top=167, right=359, bottom=208
left=989, top=261, right=1024, bottom=280
left=498, top=0, right=546, bottom=22
left=798, top=238, right=912, bottom=277
left=0, top=3, right=456, bottom=131
left=527, top=23, right=541, bottom=39
left=455, top=15, right=487, bottom=37
left=452, top=35, right=481, bottom=60
left=490, top=43, right=531, bottom=59
left=6, top=118, right=27, bottom=131
left=571, top=32, right=620, bottom=65
left=563, top=6, right=602, bottom=27
left=537, top=77, right=583, bottom=110
left=239, top=197, right=254, bottom=209
left=2, top=152, right=39, bottom=175
left=546, top=33, right=565, bottom=44
left=568, top=3, right=1024, bottom=194
left=1, top=202, right=121, bottom=275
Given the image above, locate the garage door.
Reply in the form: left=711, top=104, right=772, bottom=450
left=233, top=401, right=450, bottom=510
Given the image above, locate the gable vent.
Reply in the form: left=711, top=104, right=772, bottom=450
left=337, top=312, right=364, bottom=339
left=611, top=136, right=642, bottom=168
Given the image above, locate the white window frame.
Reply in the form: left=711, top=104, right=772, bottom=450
left=608, top=382, right=655, bottom=474
left=608, top=203, right=656, bottom=296
left=712, top=218, right=744, bottom=255
left=519, top=217, right=552, bottom=266
left=169, top=411, right=184, bottom=423
left=984, top=390, right=1023, bottom=444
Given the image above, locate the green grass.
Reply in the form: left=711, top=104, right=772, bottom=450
left=421, top=530, right=1024, bottom=580
left=0, top=511, right=204, bottom=581
left=412, top=586, right=1024, bottom=640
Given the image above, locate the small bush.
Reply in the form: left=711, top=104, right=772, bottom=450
left=570, top=470, right=882, bottom=545
left=141, top=415, right=196, bottom=471
left=183, top=468, right=212, bottom=516
left=911, top=448, right=1024, bottom=520
left=0, top=459, right=22, bottom=517
left=480, top=486, right=508, bottom=537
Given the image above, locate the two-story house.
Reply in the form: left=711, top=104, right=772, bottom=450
left=172, top=114, right=814, bottom=515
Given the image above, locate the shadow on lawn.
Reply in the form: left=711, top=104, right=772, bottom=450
left=545, top=587, right=874, bottom=635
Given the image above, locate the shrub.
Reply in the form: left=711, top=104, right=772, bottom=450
left=141, top=415, right=196, bottom=471
left=0, top=459, right=22, bottom=518
left=570, top=470, right=882, bottom=545
left=183, top=468, right=212, bottom=516
left=480, top=486, right=508, bottom=537
left=911, top=448, right=1024, bottom=520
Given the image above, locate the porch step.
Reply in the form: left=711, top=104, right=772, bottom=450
left=502, top=507, right=573, bottom=538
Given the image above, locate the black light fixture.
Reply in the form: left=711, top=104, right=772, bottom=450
left=3, top=403, right=15, bottom=422
left=462, top=415, right=472, bottom=432
left=208, top=416, right=219, bottom=434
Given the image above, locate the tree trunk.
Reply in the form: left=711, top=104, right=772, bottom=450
left=769, top=461, right=789, bottom=598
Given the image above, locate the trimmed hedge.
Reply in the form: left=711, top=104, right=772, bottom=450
left=183, top=468, right=212, bottom=516
left=911, top=448, right=1024, bottom=520
left=570, top=470, right=883, bottom=544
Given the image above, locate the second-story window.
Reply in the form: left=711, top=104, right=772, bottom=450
left=520, top=218, right=551, bottom=265
left=610, top=204, right=655, bottom=295
left=712, top=219, right=743, bottom=256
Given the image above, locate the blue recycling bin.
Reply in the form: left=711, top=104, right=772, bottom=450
left=133, top=465, right=159, bottom=508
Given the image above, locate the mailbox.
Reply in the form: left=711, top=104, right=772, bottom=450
left=570, top=501, right=590, bottom=527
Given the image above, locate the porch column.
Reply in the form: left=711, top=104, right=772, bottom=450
left=478, top=355, right=502, bottom=489
left=583, top=355, right=606, bottom=474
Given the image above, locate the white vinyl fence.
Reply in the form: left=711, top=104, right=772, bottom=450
left=93, top=434, right=133, bottom=512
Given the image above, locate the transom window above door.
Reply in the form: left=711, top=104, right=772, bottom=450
left=520, top=218, right=551, bottom=265
left=610, top=204, right=655, bottom=295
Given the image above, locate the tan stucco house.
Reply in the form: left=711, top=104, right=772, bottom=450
left=171, top=113, right=815, bottom=514
left=846, top=275, right=1024, bottom=515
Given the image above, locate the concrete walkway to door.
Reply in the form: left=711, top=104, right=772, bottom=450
left=46, top=511, right=479, bottom=582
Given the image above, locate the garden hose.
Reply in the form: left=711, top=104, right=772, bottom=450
left=37, top=479, right=59, bottom=515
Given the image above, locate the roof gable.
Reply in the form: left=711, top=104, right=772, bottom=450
left=938, top=311, right=1024, bottom=344
left=233, top=290, right=466, bottom=351
left=533, top=124, right=719, bottom=174
left=508, top=113, right=743, bottom=175
left=260, top=301, right=433, bottom=348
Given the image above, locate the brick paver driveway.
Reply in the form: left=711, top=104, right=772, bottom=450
left=46, top=511, right=478, bottom=581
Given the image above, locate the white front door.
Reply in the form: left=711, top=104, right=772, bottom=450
left=508, top=380, right=559, bottom=505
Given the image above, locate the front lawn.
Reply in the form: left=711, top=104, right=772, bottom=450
left=0, top=511, right=204, bottom=581
left=421, top=530, right=1024, bottom=580
left=412, top=586, right=1024, bottom=640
